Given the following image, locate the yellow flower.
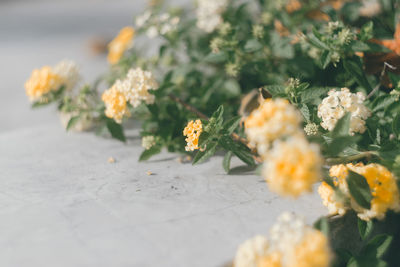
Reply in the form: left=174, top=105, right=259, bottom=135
left=101, top=83, right=130, bottom=123
left=244, top=98, right=302, bottom=157
left=183, top=119, right=202, bottom=151
left=108, top=26, right=135, bottom=64
left=320, top=163, right=400, bottom=220
left=289, top=231, right=331, bottom=267
left=318, top=182, right=347, bottom=216
left=263, top=135, right=322, bottom=197
left=25, top=66, right=62, bottom=101
left=234, top=212, right=331, bottom=267
left=258, top=251, right=282, bottom=267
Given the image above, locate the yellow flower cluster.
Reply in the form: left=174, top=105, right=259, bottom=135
left=244, top=98, right=302, bottom=156
left=25, top=60, right=80, bottom=102
left=234, top=212, right=331, bottom=267
left=245, top=98, right=322, bottom=197
left=108, top=26, right=135, bottom=64
left=263, top=135, right=323, bottom=197
left=318, top=163, right=400, bottom=221
left=101, top=68, right=158, bottom=123
left=25, top=66, right=62, bottom=101
left=183, top=119, right=203, bottom=151
left=102, top=83, right=131, bottom=123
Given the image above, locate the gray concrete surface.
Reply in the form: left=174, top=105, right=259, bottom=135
left=0, top=1, right=327, bottom=266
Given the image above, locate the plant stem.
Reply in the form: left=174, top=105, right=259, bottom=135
left=325, top=151, right=378, bottom=165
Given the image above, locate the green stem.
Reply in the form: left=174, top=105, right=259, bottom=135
left=325, top=151, right=379, bottom=165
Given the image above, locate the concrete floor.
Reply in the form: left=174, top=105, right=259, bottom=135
left=0, top=1, right=327, bottom=266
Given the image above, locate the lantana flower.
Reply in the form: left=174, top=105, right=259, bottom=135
left=263, top=135, right=323, bottom=198
left=318, top=163, right=400, bottom=221
left=108, top=26, right=135, bottom=64
left=317, top=88, right=371, bottom=135
left=183, top=119, right=203, bottom=151
left=234, top=212, right=331, bottom=267
left=196, top=0, right=229, bottom=33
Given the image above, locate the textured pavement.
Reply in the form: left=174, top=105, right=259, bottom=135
left=0, top=1, right=327, bottom=266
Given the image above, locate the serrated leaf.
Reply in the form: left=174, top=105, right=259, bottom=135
left=347, top=171, right=372, bottom=209
left=392, top=113, right=400, bottom=137
left=139, top=146, right=162, bottom=161
left=106, top=119, right=126, bottom=142
left=300, top=104, right=310, bottom=122
left=66, top=116, right=80, bottom=131
left=223, top=116, right=241, bottom=135
left=313, top=217, right=329, bottom=236
left=300, top=87, right=330, bottom=103
left=358, top=218, right=374, bottom=240
left=308, top=32, right=330, bottom=50
left=244, top=39, right=263, bottom=52
left=331, top=113, right=351, bottom=137
left=264, top=85, right=286, bottom=96
left=192, top=142, right=218, bottom=165
left=343, top=58, right=373, bottom=92
left=362, top=234, right=393, bottom=259
left=219, top=135, right=255, bottom=166
left=320, top=50, right=332, bottom=69
left=204, top=52, right=228, bottom=63
left=327, top=135, right=359, bottom=156
left=223, top=151, right=233, bottom=173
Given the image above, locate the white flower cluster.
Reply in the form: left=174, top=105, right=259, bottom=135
left=318, top=88, right=371, bottom=135
left=234, top=236, right=269, bottom=267
left=142, top=136, right=156, bottom=150
left=136, top=11, right=180, bottom=38
left=53, top=59, right=80, bottom=91
left=234, top=212, right=331, bottom=267
left=117, top=68, right=159, bottom=108
left=196, top=0, right=229, bottom=33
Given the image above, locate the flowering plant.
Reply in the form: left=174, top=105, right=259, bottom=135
left=26, top=0, right=400, bottom=266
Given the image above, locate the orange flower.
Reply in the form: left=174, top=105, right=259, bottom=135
left=375, top=23, right=400, bottom=55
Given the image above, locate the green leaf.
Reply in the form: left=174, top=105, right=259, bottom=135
left=300, top=104, right=310, bottom=122
left=362, top=234, right=393, bottom=259
left=223, top=79, right=241, bottom=97
left=219, top=135, right=255, bottom=166
left=392, top=113, right=400, bottom=137
left=360, top=21, right=373, bottom=41
left=106, top=119, right=126, bottom=142
left=327, top=135, right=359, bottom=156
left=331, top=113, right=351, bottom=137
left=350, top=41, right=371, bottom=52
left=139, top=146, right=162, bottom=161
left=244, top=39, right=263, bottom=52
left=347, top=170, right=372, bottom=209
left=358, top=218, right=374, bottom=240
left=313, top=217, right=329, bottom=236
left=223, top=151, right=233, bottom=173
left=209, top=106, right=224, bottom=130
left=204, top=52, right=228, bottom=63
left=264, top=85, right=286, bottom=96
left=223, top=116, right=241, bottom=135
left=307, top=31, right=330, bottom=50
left=300, top=87, right=330, bottom=103
left=192, top=142, right=218, bottom=165
left=66, top=116, right=80, bottom=131
left=320, top=50, right=332, bottom=69
left=343, top=58, right=373, bottom=92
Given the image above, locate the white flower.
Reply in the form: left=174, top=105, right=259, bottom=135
left=142, top=136, right=156, bottom=150
left=135, top=11, right=152, bottom=28
left=53, top=59, right=80, bottom=91
left=234, top=236, right=269, bottom=267
left=318, top=88, right=371, bottom=135
left=146, top=26, right=159, bottom=38
left=118, top=68, right=159, bottom=108
left=196, top=0, right=229, bottom=33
